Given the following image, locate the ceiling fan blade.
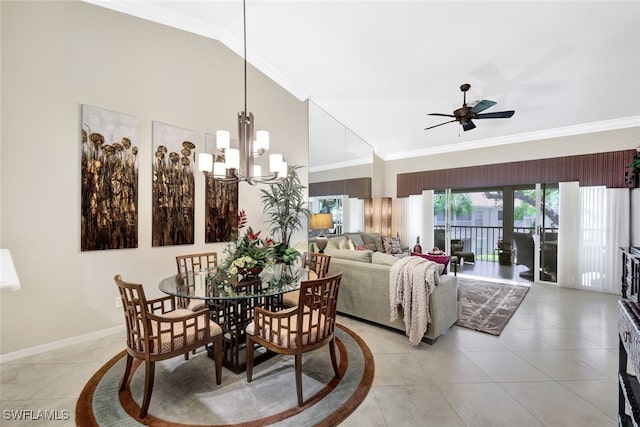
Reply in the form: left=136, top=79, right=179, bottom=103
left=475, top=110, right=515, bottom=119
left=462, top=120, right=476, bottom=131
left=427, top=113, right=456, bottom=118
left=424, top=119, right=457, bottom=130
left=471, top=99, right=496, bottom=113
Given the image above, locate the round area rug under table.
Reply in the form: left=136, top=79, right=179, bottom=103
left=76, top=324, right=374, bottom=426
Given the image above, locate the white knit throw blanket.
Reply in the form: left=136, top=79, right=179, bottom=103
left=389, top=256, right=437, bottom=347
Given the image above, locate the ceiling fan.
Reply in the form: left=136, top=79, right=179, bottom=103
left=425, top=83, right=515, bottom=131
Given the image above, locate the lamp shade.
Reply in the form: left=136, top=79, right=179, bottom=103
left=198, top=153, right=213, bottom=173
left=1, top=249, right=21, bottom=292
left=216, top=130, right=230, bottom=150
left=310, top=213, right=333, bottom=231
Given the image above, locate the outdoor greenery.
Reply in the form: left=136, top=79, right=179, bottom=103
left=625, top=151, right=640, bottom=187
left=433, top=193, right=473, bottom=217
left=434, top=188, right=560, bottom=228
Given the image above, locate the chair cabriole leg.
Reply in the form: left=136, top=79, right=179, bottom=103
left=140, top=360, right=155, bottom=418
left=329, top=337, right=341, bottom=379
left=119, top=353, right=133, bottom=392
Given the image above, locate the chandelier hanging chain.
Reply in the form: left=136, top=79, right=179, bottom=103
left=197, top=0, right=287, bottom=185
left=243, top=0, right=247, bottom=116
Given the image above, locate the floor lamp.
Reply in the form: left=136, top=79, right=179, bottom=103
left=310, top=213, right=333, bottom=253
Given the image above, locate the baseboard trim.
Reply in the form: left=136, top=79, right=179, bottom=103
left=0, top=325, right=124, bottom=363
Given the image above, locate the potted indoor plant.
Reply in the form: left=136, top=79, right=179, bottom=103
left=260, top=165, right=310, bottom=259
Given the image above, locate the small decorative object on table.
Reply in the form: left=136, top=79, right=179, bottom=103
left=413, top=236, right=423, bottom=254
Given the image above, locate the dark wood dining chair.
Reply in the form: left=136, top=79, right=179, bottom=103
left=175, top=252, right=218, bottom=310
left=283, top=252, right=331, bottom=307
left=301, top=251, right=331, bottom=278
left=246, top=273, right=342, bottom=406
left=176, top=252, right=218, bottom=274
left=114, top=274, right=223, bottom=418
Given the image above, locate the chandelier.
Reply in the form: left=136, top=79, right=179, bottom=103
left=198, top=0, right=287, bottom=185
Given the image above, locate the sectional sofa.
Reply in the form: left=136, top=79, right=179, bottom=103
left=310, top=232, right=458, bottom=344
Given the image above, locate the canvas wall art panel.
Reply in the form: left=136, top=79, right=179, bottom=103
left=152, top=122, right=196, bottom=247
left=204, top=134, right=239, bottom=243
left=81, top=104, right=139, bottom=251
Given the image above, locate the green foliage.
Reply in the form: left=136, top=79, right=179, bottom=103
left=625, top=152, right=640, bottom=187
left=282, top=247, right=301, bottom=264
left=222, top=226, right=275, bottom=274
left=260, top=165, right=310, bottom=248
left=433, top=193, right=473, bottom=217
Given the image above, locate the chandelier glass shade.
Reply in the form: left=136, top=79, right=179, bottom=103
left=197, top=0, right=287, bottom=185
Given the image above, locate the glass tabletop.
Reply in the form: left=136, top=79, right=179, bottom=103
left=158, top=263, right=311, bottom=301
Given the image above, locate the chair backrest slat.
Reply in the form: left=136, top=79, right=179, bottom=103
left=176, top=252, right=218, bottom=274
left=301, top=252, right=331, bottom=278
left=115, top=275, right=151, bottom=354
left=296, top=273, right=341, bottom=346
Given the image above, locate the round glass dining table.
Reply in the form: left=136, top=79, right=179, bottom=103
left=158, top=263, right=310, bottom=301
left=158, top=263, right=313, bottom=373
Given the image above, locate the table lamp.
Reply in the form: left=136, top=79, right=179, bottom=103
left=310, top=213, right=333, bottom=253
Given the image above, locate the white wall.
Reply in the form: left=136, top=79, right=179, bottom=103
left=0, top=1, right=308, bottom=355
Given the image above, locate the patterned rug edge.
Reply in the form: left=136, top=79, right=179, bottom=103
left=75, top=323, right=374, bottom=427
left=456, top=278, right=530, bottom=336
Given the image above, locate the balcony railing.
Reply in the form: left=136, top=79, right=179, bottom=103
left=434, top=225, right=557, bottom=261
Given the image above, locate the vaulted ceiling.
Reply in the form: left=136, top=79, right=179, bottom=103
left=87, top=1, right=640, bottom=169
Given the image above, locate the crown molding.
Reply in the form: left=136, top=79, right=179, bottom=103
left=382, top=116, right=640, bottom=161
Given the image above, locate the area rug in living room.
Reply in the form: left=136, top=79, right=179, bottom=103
left=456, top=276, right=529, bottom=336
left=75, top=324, right=373, bottom=427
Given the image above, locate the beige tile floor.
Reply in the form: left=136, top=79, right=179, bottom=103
left=0, top=282, right=621, bottom=426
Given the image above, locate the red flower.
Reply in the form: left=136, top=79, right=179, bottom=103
left=237, top=210, right=247, bottom=229
left=247, top=229, right=261, bottom=241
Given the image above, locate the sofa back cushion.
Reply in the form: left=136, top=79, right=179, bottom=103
left=372, top=251, right=399, bottom=266
left=346, top=233, right=365, bottom=248
left=361, top=232, right=381, bottom=251
left=326, top=248, right=373, bottom=263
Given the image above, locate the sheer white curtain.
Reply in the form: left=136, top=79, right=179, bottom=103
left=393, top=193, right=425, bottom=248
left=559, top=184, right=629, bottom=294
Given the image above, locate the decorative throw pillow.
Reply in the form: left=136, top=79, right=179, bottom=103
left=383, top=237, right=403, bottom=254
left=346, top=233, right=365, bottom=247
left=328, top=236, right=347, bottom=250
left=348, top=239, right=356, bottom=250
left=337, top=238, right=348, bottom=250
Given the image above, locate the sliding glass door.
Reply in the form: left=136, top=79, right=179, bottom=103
left=512, top=184, right=559, bottom=283
left=431, top=185, right=558, bottom=283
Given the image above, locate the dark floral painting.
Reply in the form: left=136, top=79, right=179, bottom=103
left=81, top=105, right=139, bottom=251
left=152, top=122, right=196, bottom=247
left=204, top=133, right=239, bottom=243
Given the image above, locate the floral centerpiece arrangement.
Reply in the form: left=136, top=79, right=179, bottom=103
left=221, top=211, right=276, bottom=277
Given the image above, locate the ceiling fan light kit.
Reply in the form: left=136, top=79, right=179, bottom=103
left=425, top=83, right=515, bottom=132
